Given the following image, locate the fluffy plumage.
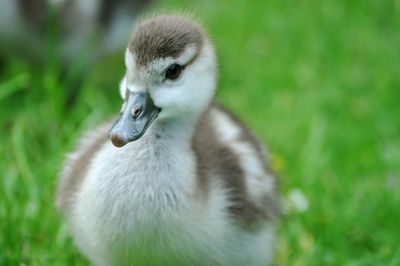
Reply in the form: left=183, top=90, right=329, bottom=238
left=130, top=16, right=204, bottom=67
left=57, top=15, right=280, bottom=266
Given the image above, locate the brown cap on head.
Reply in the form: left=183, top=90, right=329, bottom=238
left=129, top=15, right=205, bottom=66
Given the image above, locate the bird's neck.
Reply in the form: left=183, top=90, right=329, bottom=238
left=122, top=114, right=200, bottom=200
left=147, top=113, right=200, bottom=146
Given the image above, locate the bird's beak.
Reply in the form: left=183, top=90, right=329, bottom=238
left=109, top=91, right=161, bottom=147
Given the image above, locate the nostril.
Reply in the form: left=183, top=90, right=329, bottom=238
left=132, top=106, right=142, bottom=118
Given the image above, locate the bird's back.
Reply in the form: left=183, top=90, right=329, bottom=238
left=192, top=102, right=280, bottom=229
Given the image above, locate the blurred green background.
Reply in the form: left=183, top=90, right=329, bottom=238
left=1, top=0, right=399, bottom=265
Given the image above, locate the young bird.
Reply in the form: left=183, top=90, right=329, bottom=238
left=57, top=15, right=280, bottom=266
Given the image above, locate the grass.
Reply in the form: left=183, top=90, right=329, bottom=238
left=1, top=0, right=399, bottom=265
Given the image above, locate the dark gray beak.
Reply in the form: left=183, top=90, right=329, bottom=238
left=109, top=91, right=161, bottom=147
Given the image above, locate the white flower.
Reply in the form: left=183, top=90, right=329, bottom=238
left=286, top=188, right=309, bottom=213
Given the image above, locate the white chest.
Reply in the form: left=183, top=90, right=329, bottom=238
left=67, top=132, right=273, bottom=266
left=71, top=138, right=206, bottom=264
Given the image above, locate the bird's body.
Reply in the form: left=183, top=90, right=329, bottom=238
left=57, top=15, right=280, bottom=266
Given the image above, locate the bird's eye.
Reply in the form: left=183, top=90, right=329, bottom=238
left=165, top=64, right=182, bottom=80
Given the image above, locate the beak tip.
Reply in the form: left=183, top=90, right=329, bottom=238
left=110, top=134, right=127, bottom=148
left=109, top=91, right=160, bottom=147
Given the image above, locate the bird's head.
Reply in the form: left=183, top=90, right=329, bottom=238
left=109, top=15, right=217, bottom=147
